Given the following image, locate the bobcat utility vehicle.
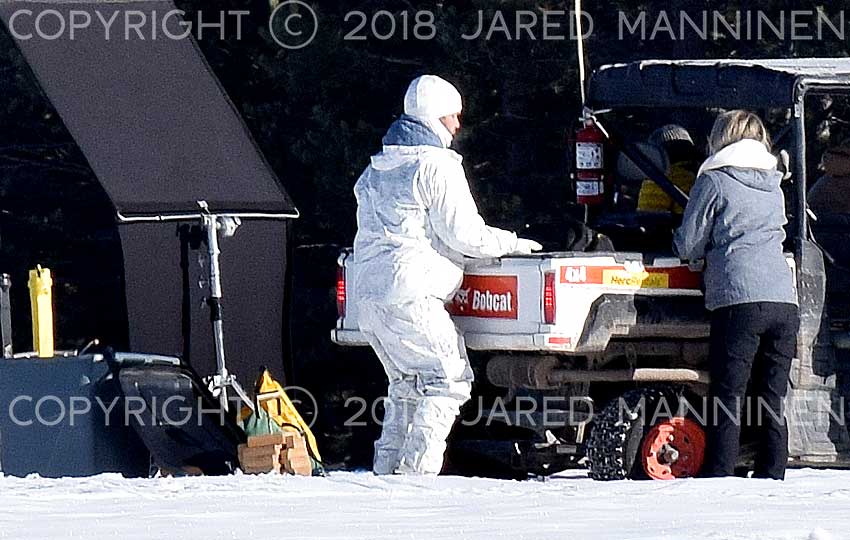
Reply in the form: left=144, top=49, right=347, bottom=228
left=333, top=59, right=850, bottom=480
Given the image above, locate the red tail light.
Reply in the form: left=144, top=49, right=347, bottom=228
left=336, top=266, right=346, bottom=318
left=543, top=271, right=556, bottom=324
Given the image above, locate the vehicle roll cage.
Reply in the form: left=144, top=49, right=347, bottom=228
left=583, top=76, right=850, bottom=249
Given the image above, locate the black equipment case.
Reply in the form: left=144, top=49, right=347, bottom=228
left=0, top=353, right=150, bottom=477
left=113, top=353, right=246, bottom=475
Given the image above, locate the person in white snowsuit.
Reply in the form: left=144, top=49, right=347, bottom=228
left=353, top=75, right=541, bottom=475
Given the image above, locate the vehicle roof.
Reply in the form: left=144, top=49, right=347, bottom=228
left=588, top=58, right=850, bottom=109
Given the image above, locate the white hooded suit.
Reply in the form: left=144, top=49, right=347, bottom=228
left=352, top=75, right=532, bottom=474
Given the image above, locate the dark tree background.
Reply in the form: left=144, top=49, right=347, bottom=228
left=0, top=0, right=846, bottom=350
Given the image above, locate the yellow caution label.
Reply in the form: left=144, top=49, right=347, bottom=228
left=602, top=269, right=669, bottom=288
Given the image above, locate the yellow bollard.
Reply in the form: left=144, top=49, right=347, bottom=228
left=28, top=266, right=54, bottom=358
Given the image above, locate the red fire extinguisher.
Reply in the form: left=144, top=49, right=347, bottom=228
left=572, top=119, right=608, bottom=206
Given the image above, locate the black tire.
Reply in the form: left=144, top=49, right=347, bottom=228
left=586, top=386, right=676, bottom=481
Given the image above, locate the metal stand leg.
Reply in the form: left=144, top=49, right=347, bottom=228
left=199, top=204, right=253, bottom=413
left=1, top=274, right=11, bottom=358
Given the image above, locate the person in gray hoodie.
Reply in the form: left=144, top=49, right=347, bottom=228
left=673, top=110, right=798, bottom=480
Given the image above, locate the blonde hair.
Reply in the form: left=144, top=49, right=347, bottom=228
left=708, top=110, right=771, bottom=154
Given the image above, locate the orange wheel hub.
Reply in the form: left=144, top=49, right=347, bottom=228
left=640, top=417, right=705, bottom=480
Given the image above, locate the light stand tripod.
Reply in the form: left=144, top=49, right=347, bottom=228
left=198, top=201, right=253, bottom=414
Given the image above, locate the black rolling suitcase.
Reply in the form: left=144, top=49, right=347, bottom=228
left=112, top=353, right=246, bottom=475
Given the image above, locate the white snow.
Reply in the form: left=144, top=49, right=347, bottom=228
left=0, top=468, right=848, bottom=540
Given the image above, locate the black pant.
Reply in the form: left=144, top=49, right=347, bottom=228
left=704, top=302, right=799, bottom=480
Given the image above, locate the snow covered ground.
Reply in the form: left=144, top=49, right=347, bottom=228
left=0, top=468, right=847, bottom=540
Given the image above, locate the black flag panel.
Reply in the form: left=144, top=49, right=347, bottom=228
left=0, top=0, right=297, bottom=219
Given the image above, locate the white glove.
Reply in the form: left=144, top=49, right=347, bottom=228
left=512, top=238, right=543, bottom=255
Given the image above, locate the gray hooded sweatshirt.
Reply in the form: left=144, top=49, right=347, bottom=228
left=673, top=140, right=797, bottom=311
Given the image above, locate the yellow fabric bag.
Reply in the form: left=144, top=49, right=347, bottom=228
left=254, top=369, right=322, bottom=463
